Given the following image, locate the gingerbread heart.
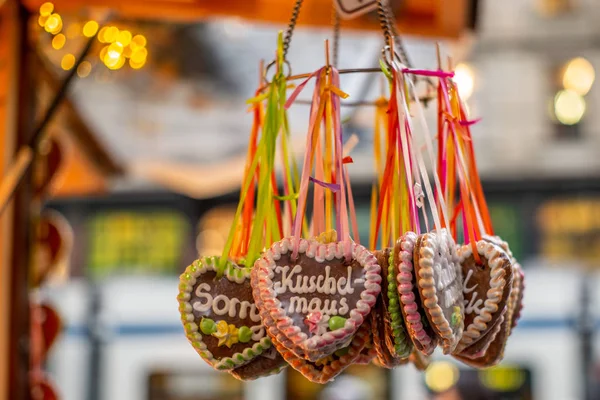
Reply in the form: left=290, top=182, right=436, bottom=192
left=457, top=268, right=522, bottom=369
left=456, top=240, right=513, bottom=352
left=371, top=248, right=412, bottom=368
left=483, top=235, right=525, bottom=331
left=413, top=229, right=464, bottom=354
left=178, top=257, right=273, bottom=370
left=454, top=314, right=509, bottom=369
left=454, top=308, right=506, bottom=360
left=510, top=263, right=525, bottom=330
left=228, top=346, right=287, bottom=381
left=265, top=312, right=370, bottom=383
left=395, top=232, right=438, bottom=355
left=253, top=237, right=381, bottom=361
left=354, top=335, right=377, bottom=365
left=408, top=348, right=430, bottom=371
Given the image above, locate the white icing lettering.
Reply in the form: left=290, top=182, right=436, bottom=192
left=308, top=276, right=317, bottom=292
left=192, top=283, right=212, bottom=312
left=463, top=269, right=484, bottom=315
left=339, top=298, right=349, bottom=315
left=228, top=297, right=240, bottom=317
left=289, top=297, right=308, bottom=313
left=192, top=284, right=261, bottom=322
left=308, top=298, right=321, bottom=312
left=250, top=325, right=265, bottom=341
left=213, top=295, right=229, bottom=315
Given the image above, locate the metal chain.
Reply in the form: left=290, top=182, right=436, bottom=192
left=332, top=7, right=340, bottom=68
left=385, top=3, right=413, bottom=69
left=377, top=0, right=393, bottom=50
left=282, top=0, right=304, bottom=61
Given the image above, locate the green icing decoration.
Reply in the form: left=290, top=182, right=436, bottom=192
left=387, top=249, right=411, bottom=358
left=238, top=326, right=252, bottom=343
left=328, top=316, right=346, bottom=331
left=200, top=318, right=217, bottom=335
left=451, top=306, right=462, bottom=327
left=334, top=346, right=350, bottom=357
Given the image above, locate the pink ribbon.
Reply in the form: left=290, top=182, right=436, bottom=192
left=402, top=68, right=455, bottom=78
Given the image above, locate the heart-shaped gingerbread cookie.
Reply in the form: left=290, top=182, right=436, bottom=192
left=395, top=232, right=438, bottom=355
left=264, top=312, right=370, bottom=383
left=178, top=257, right=274, bottom=370
left=414, top=229, right=464, bottom=354
left=253, top=237, right=381, bottom=362
left=228, top=346, right=287, bottom=381
left=456, top=240, right=513, bottom=352
left=371, top=248, right=412, bottom=368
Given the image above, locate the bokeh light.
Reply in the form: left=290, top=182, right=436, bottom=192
left=130, top=47, right=148, bottom=64
left=83, top=21, right=99, bottom=38
left=39, top=2, right=54, bottom=17
left=51, top=33, right=66, bottom=50
left=424, top=361, right=460, bottom=393
left=554, top=89, right=586, bottom=125
left=104, top=26, right=119, bottom=43
left=38, top=15, right=49, bottom=27
left=453, top=63, right=475, bottom=100
left=130, top=34, right=147, bottom=50
left=116, top=31, right=132, bottom=47
left=60, top=54, right=76, bottom=71
left=77, top=61, right=92, bottom=78
left=562, top=57, right=595, bottom=95
left=44, top=14, right=63, bottom=35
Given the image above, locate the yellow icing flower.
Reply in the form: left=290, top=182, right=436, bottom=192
left=213, top=320, right=239, bottom=348
left=315, top=230, right=337, bottom=244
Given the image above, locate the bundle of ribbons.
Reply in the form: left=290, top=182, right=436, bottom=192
left=177, top=38, right=525, bottom=383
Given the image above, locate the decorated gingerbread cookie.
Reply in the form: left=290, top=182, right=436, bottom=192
left=408, top=348, right=431, bottom=371
left=454, top=314, right=509, bottom=369
left=253, top=237, right=381, bottom=361
left=454, top=309, right=505, bottom=360
left=413, top=229, right=464, bottom=354
left=395, top=232, right=438, bottom=355
left=178, top=257, right=274, bottom=370
left=510, top=263, right=525, bottom=330
left=228, top=347, right=287, bottom=381
left=371, top=248, right=412, bottom=368
left=456, top=240, right=513, bottom=352
left=263, top=312, right=370, bottom=383
left=483, top=234, right=525, bottom=331
left=459, top=269, right=522, bottom=369
left=354, top=335, right=377, bottom=365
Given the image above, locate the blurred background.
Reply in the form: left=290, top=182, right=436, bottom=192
left=2, top=0, right=600, bottom=399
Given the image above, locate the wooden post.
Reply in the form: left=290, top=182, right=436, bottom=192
left=0, top=1, right=20, bottom=399
left=0, top=2, right=35, bottom=399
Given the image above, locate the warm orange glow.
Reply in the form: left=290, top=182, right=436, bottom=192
left=83, top=21, right=99, bottom=38
left=130, top=47, right=147, bottom=63
left=60, top=53, right=75, bottom=70
left=77, top=61, right=92, bottom=78
left=116, top=30, right=132, bottom=47
left=562, top=57, right=595, bottom=95
left=39, top=2, right=54, bottom=17
left=44, top=14, right=63, bottom=35
left=51, top=33, right=66, bottom=49
left=130, top=34, right=147, bottom=49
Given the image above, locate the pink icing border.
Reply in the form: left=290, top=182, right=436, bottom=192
left=253, top=237, right=381, bottom=358
left=395, top=232, right=436, bottom=354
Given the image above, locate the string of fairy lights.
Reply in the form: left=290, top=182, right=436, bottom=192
left=37, top=2, right=148, bottom=76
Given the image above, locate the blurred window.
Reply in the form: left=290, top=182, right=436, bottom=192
left=87, top=210, right=188, bottom=277
left=147, top=370, right=243, bottom=400
left=426, top=364, right=533, bottom=400
left=286, top=364, right=390, bottom=400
